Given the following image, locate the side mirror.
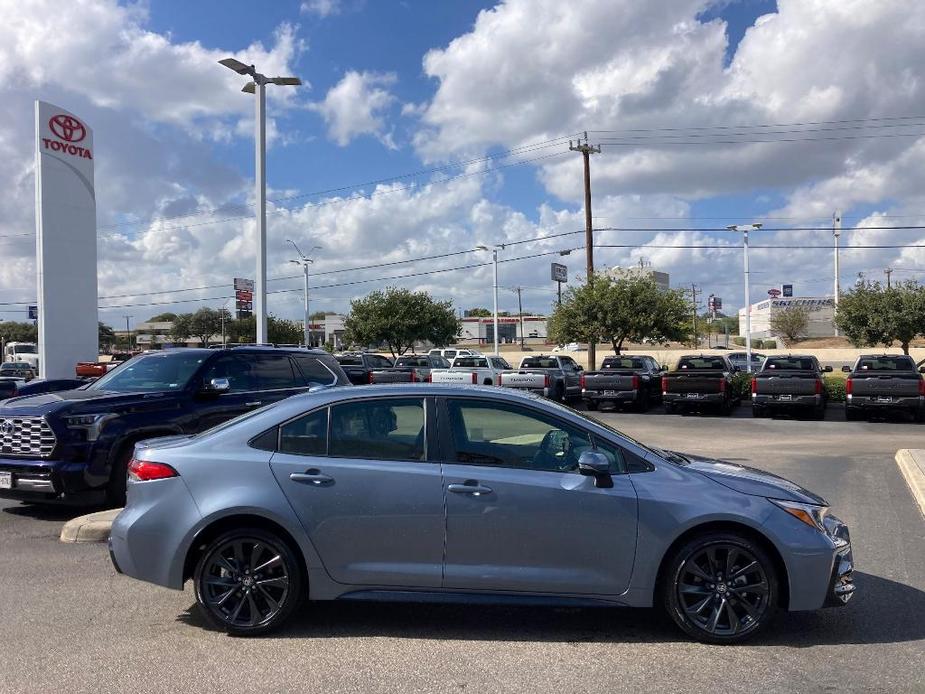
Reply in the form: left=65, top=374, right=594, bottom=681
left=201, top=377, right=230, bottom=394
left=919, top=366, right=925, bottom=374
left=841, top=365, right=851, bottom=373
left=823, top=365, right=833, bottom=373
left=578, top=451, right=613, bottom=488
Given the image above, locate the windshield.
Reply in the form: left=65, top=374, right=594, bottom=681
left=602, top=357, right=645, bottom=369
left=453, top=357, right=488, bottom=368
left=88, top=351, right=208, bottom=392
left=11, top=345, right=36, bottom=354
left=396, top=356, right=429, bottom=367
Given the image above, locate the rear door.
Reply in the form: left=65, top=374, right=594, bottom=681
left=269, top=396, right=445, bottom=587
left=438, top=396, right=638, bottom=595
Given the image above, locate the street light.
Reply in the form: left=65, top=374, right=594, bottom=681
left=476, top=243, right=505, bottom=355
left=726, top=223, right=762, bottom=373
left=833, top=210, right=841, bottom=337
left=219, top=57, right=302, bottom=344
left=288, top=240, right=322, bottom=347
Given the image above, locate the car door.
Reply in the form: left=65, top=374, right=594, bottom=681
left=190, top=353, right=268, bottom=432
left=438, top=396, right=638, bottom=595
left=559, top=357, right=582, bottom=394
left=269, top=395, right=445, bottom=587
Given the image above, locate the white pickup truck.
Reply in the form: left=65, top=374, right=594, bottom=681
left=429, top=355, right=513, bottom=386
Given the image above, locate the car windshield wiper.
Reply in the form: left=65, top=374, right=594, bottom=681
left=655, top=448, right=691, bottom=465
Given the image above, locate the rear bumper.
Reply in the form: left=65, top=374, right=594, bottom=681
left=0, top=457, right=105, bottom=505
left=753, top=394, right=821, bottom=408
left=663, top=392, right=725, bottom=404
left=582, top=390, right=638, bottom=402
left=847, top=395, right=923, bottom=410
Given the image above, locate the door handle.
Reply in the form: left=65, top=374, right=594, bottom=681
left=290, top=469, right=334, bottom=486
left=447, top=482, right=493, bottom=496
left=245, top=401, right=263, bottom=407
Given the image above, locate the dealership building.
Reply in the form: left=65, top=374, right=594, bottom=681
left=738, top=297, right=836, bottom=339
left=458, top=315, right=549, bottom=345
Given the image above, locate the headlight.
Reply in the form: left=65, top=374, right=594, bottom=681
left=769, top=498, right=829, bottom=533
left=64, top=413, right=117, bottom=441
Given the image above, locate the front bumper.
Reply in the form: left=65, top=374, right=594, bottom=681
left=0, top=457, right=105, bottom=505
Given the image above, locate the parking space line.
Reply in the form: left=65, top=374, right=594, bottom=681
left=895, top=449, right=925, bottom=520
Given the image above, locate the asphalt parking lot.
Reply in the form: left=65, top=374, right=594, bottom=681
left=1, top=408, right=923, bottom=694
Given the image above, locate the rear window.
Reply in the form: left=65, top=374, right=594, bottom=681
left=678, top=357, right=726, bottom=370
left=453, top=357, right=488, bottom=368
left=292, top=355, right=338, bottom=386
left=521, top=357, right=558, bottom=369
left=396, top=356, right=429, bottom=367
left=765, top=357, right=816, bottom=371
left=857, top=356, right=915, bottom=371
left=336, top=355, right=363, bottom=366
left=602, top=358, right=645, bottom=369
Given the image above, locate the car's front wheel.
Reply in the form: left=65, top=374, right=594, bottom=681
left=663, top=532, right=777, bottom=644
left=194, top=528, right=304, bottom=636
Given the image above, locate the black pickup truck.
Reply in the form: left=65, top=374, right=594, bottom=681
left=843, top=354, right=925, bottom=422
left=662, top=354, right=739, bottom=415
left=579, top=354, right=664, bottom=411
left=335, top=352, right=394, bottom=385
left=752, top=355, right=832, bottom=419
left=0, top=347, right=349, bottom=507
left=368, top=354, right=451, bottom=383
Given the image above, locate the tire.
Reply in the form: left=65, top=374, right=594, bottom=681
left=636, top=391, right=651, bottom=413
left=664, top=402, right=676, bottom=415
left=194, top=528, right=304, bottom=636
left=663, top=532, right=778, bottom=645
left=554, top=383, right=565, bottom=402
left=916, top=408, right=925, bottom=424
left=106, top=446, right=133, bottom=508
left=751, top=405, right=765, bottom=418
left=845, top=406, right=863, bottom=422
left=813, top=403, right=826, bottom=420
left=585, top=400, right=598, bottom=411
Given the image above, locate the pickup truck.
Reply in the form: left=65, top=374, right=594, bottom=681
left=496, top=355, right=583, bottom=402
left=843, top=354, right=925, bottom=422
left=579, top=354, right=664, bottom=411
left=752, top=355, right=832, bottom=419
left=662, top=354, right=738, bottom=415
left=429, top=355, right=512, bottom=385
left=75, top=353, right=132, bottom=379
left=368, top=354, right=452, bottom=384
left=335, top=352, right=394, bottom=385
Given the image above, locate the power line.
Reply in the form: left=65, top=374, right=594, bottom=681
left=599, top=131, right=925, bottom=147
left=587, top=113, right=925, bottom=135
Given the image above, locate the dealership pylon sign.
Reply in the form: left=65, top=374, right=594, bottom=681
left=34, top=101, right=98, bottom=378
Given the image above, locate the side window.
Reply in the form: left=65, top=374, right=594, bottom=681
left=589, top=435, right=627, bottom=474
left=280, top=408, right=328, bottom=456
left=292, top=355, right=337, bottom=386
left=201, top=354, right=258, bottom=392
left=330, top=398, right=426, bottom=461
left=561, top=358, right=578, bottom=371
left=446, top=399, right=595, bottom=473
left=253, top=354, right=300, bottom=390
left=372, top=355, right=393, bottom=368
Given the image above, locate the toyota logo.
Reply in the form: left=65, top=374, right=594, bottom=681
left=49, top=114, right=86, bottom=143
left=0, top=420, right=13, bottom=437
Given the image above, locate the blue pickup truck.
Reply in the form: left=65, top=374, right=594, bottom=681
left=0, top=346, right=348, bottom=507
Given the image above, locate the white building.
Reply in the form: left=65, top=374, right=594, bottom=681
left=738, top=297, right=836, bottom=339
left=458, top=315, right=548, bottom=345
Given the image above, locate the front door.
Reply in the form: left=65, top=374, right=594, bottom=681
left=439, top=397, right=638, bottom=595
left=270, top=396, right=445, bottom=588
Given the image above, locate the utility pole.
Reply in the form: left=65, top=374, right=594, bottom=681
left=511, top=286, right=525, bottom=349
left=885, top=267, right=894, bottom=289
left=569, top=132, right=601, bottom=369
left=833, top=210, right=841, bottom=336
left=123, top=315, right=133, bottom=350
left=690, top=284, right=700, bottom=348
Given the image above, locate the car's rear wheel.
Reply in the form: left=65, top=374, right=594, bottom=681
left=751, top=405, right=766, bottom=418
left=194, top=528, right=304, bottom=636
left=584, top=400, right=598, bottom=411
left=663, top=532, right=777, bottom=644
left=845, top=406, right=863, bottom=421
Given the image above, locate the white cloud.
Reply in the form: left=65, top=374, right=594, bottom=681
left=301, top=0, right=342, bottom=18
left=311, top=70, right=398, bottom=147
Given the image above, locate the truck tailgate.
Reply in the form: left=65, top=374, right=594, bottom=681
left=583, top=372, right=636, bottom=391
left=755, top=373, right=818, bottom=395
left=499, top=371, right=547, bottom=389
left=850, top=375, right=922, bottom=397
left=369, top=369, right=418, bottom=384
left=429, top=371, right=477, bottom=384
left=665, top=374, right=724, bottom=393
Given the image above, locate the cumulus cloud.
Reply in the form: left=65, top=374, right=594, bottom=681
left=311, top=70, right=398, bottom=148
left=301, top=0, right=342, bottom=18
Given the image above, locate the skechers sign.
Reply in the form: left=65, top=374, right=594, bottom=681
left=41, top=114, right=92, bottom=159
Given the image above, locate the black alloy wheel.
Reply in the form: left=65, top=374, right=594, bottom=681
left=194, top=529, right=303, bottom=635
left=665, top=533, right=777, bottom=644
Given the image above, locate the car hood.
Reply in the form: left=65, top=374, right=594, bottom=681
left=0, top=388, right=179, bottom=415
left=671, top=451, right=827, bottom=505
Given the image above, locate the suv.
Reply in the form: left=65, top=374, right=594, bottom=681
left=0, top=347, right=349, bottom=507
left=427, top=348, right=482, bottom=363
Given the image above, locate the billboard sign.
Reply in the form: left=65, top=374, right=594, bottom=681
left=28, top=306, right=38, bottom=321
left=35, top=101, right=98, bottom=378
left=767, top=288, right=781, bottom=298
left=234, top=278, right=254, bottom=318
left=781, top=283, right=793, bottom=297
left=551, top=263, right=568, bottom=283
left=707, top=295, right=722, bottom=311
left=234, top=277, right=255, bottom=292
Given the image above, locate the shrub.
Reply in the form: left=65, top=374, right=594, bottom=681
left=732, top=336, right=746, bottom=346
left=730, top=372, right=752, bottom=399
left=752, top=339, right=764, bottom=349
left=762, top=339, right=777, bottom=349
left=824, top=377, right=846, bottom=402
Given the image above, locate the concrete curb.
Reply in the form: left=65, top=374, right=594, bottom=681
left=60, top=508, right=122, bottom=544
left=895, top=450, right=925, bottom=521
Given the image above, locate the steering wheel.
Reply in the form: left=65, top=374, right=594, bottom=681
left=532, top=429, right=578, bottom=472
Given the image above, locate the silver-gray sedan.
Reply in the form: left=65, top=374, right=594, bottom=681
left=109, top=384, right=854, bottom=644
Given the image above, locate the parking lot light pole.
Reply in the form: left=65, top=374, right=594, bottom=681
left=219, top=58, right=302, bottom=344
left=288, top=240, right=321, bottom=347
left=477, top=244, right=504, bottom=355
left=727, top=223, right=762, bottom=373
left=833, top=210, right=841, bottom=336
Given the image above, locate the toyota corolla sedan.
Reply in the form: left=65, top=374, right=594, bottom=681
left=109, top=384, right=854, bottom=644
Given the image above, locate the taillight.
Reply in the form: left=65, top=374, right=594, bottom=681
left=661, top=376, right=668, bottom=393
left=544, top=374, right=550, bottom=388
left=426, top=373, right=432, bottom=382
left=631, top=374, right=640, bottom=389
left=751, top=378, right=757, bottom=394
left=498, top=373, right=503, bottom=385
left=919, top=378, right=924, bottom=396
left=719, top=379, right=726, bottom=393
left=127, top=459, right=178, bottom=482
left=845, top=378, right=853, bottom=395
left=410, top=371, right=418, bottom=383
left=815, top=378, right=823, bottom=395
left=471, top=372, right=477, bottom=384
left=579, top=374, right=586, bottom=389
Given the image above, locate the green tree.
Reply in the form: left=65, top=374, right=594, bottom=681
left=465, top=307, right=492, bottom=317
left=186, top=308, right=223, bottom=346
left=835, top=281, right=925, bottom=354
left=770, top=305, right=810, bottom=346
left=98, top=322, right=116, bottom=351
left=549, top=273, right=689, bottom=355
left=344, top=287, right=460, bottom=357
left=0, top=321, right=38, bottom=343
left=170, top=313, right=193, bottom=345
left=147, top=312, right=178, bottom=322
